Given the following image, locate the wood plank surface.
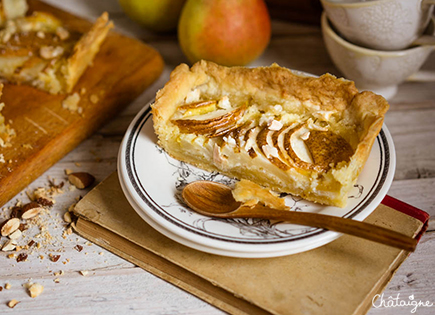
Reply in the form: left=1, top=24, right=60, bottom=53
left=0, top=0, right=434, bottom=314
left=0, top=0, right=164, bottom=207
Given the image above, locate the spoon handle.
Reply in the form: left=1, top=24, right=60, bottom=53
left=233, top=206, right=418, bottom=252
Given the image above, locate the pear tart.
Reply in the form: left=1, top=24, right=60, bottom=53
left=152, top=61, right=389, bottom=207
left=0, top=8, right=113, bottom=94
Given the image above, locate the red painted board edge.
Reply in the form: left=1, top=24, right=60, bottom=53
left=381, top=195, right=430, bottom=241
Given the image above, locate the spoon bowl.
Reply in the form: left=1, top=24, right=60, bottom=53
left=182, top=180, right=241, bottom=214
left=182, top=181, right=417, bottom=252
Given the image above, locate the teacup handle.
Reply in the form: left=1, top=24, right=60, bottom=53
left=407, top=70, right=435, bottom=82
left=412, top=35, right=435, bottom=46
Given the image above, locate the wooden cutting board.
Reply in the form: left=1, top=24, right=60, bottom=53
left=0, top=0, right=164, bottom=207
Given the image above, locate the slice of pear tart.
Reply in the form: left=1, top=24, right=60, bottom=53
left=152, top=61, right=389, bottom=207
left=0, top=8, right=113, bottom=94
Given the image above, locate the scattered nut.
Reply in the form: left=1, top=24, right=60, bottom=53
left=36, top=31, right=45, bottom=39
left=9, top=206, right=21, bottom=218
left=49, top=254, right=60, bottom=262
left=48, top=180, right=64, bottom=189
left=63, top=212, right=72, bottom=223
left=7, top=299, right=19, bottom=308
left=16, top=253, right=28, bottom=262
left=64, top=168, right=73, bottom=175
left=40, top=45, right=64, bottom=59
left=2, top=240, right=17, bottom=251
left=28, top=240, right=35, bottom=247
left=28, top=283, right=44, bottom=298
left=74, top=244, right=83, bottom=252
left=56, top=26, right=69, bottom=40
left=20, top=202, right=44, bottom=219
left=5, top=283, right=11, bottom=289
left=35, top=197, right=54, bottom=207
left=79, top=270, right=89, bottom=276
left=68, top=172, right=95, bottom=189
left=62, top=93, right=81, bottom=113
left=8, top=229, right=22, bottom=240
left=1, top=218, right=20, bottom=236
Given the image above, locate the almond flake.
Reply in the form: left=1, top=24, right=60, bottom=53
left=8, top=229, right=22, bottom=240
left=62, top=93, right=81, bottom=113
left=1, top=218, right=20, bottom=236
left=56, top=27, right=69, bottom=40
left=262, top=144, right=279, bottom=159
left=40, top=45, right=64, bottom=59
left=268, top=120, right=283, bottom=131
left=2, top=240, right=17, bottom=251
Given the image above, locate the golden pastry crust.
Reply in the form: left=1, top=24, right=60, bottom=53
left=64, top=12, right=113, bottom=93
left=232, top=179, right=287, bottom=210
left=152, top=61, right=389, bottom=207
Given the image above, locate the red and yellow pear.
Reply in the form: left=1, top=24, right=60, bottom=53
left=178, top=0, right=271, bottom=66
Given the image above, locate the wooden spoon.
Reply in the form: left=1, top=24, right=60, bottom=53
left=182, top=181, right=417, bottom=252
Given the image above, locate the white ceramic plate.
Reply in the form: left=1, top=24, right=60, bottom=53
left=118, top=102, right=396, bottom=258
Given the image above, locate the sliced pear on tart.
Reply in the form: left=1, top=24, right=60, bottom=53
left=172, top=103, right=246, bottom=137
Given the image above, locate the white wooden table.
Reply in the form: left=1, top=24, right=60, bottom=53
left=1, top=1, right=434, bottom=314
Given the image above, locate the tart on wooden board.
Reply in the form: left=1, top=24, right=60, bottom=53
left=0, top=0, right=112, bottom=94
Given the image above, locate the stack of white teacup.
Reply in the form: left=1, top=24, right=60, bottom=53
left=320, top=0, right=435, bottom=99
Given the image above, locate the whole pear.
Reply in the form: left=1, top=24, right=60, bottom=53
left=119, top=0, right=187, bottom=32
left=178, top=0, right=271, bottom=66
